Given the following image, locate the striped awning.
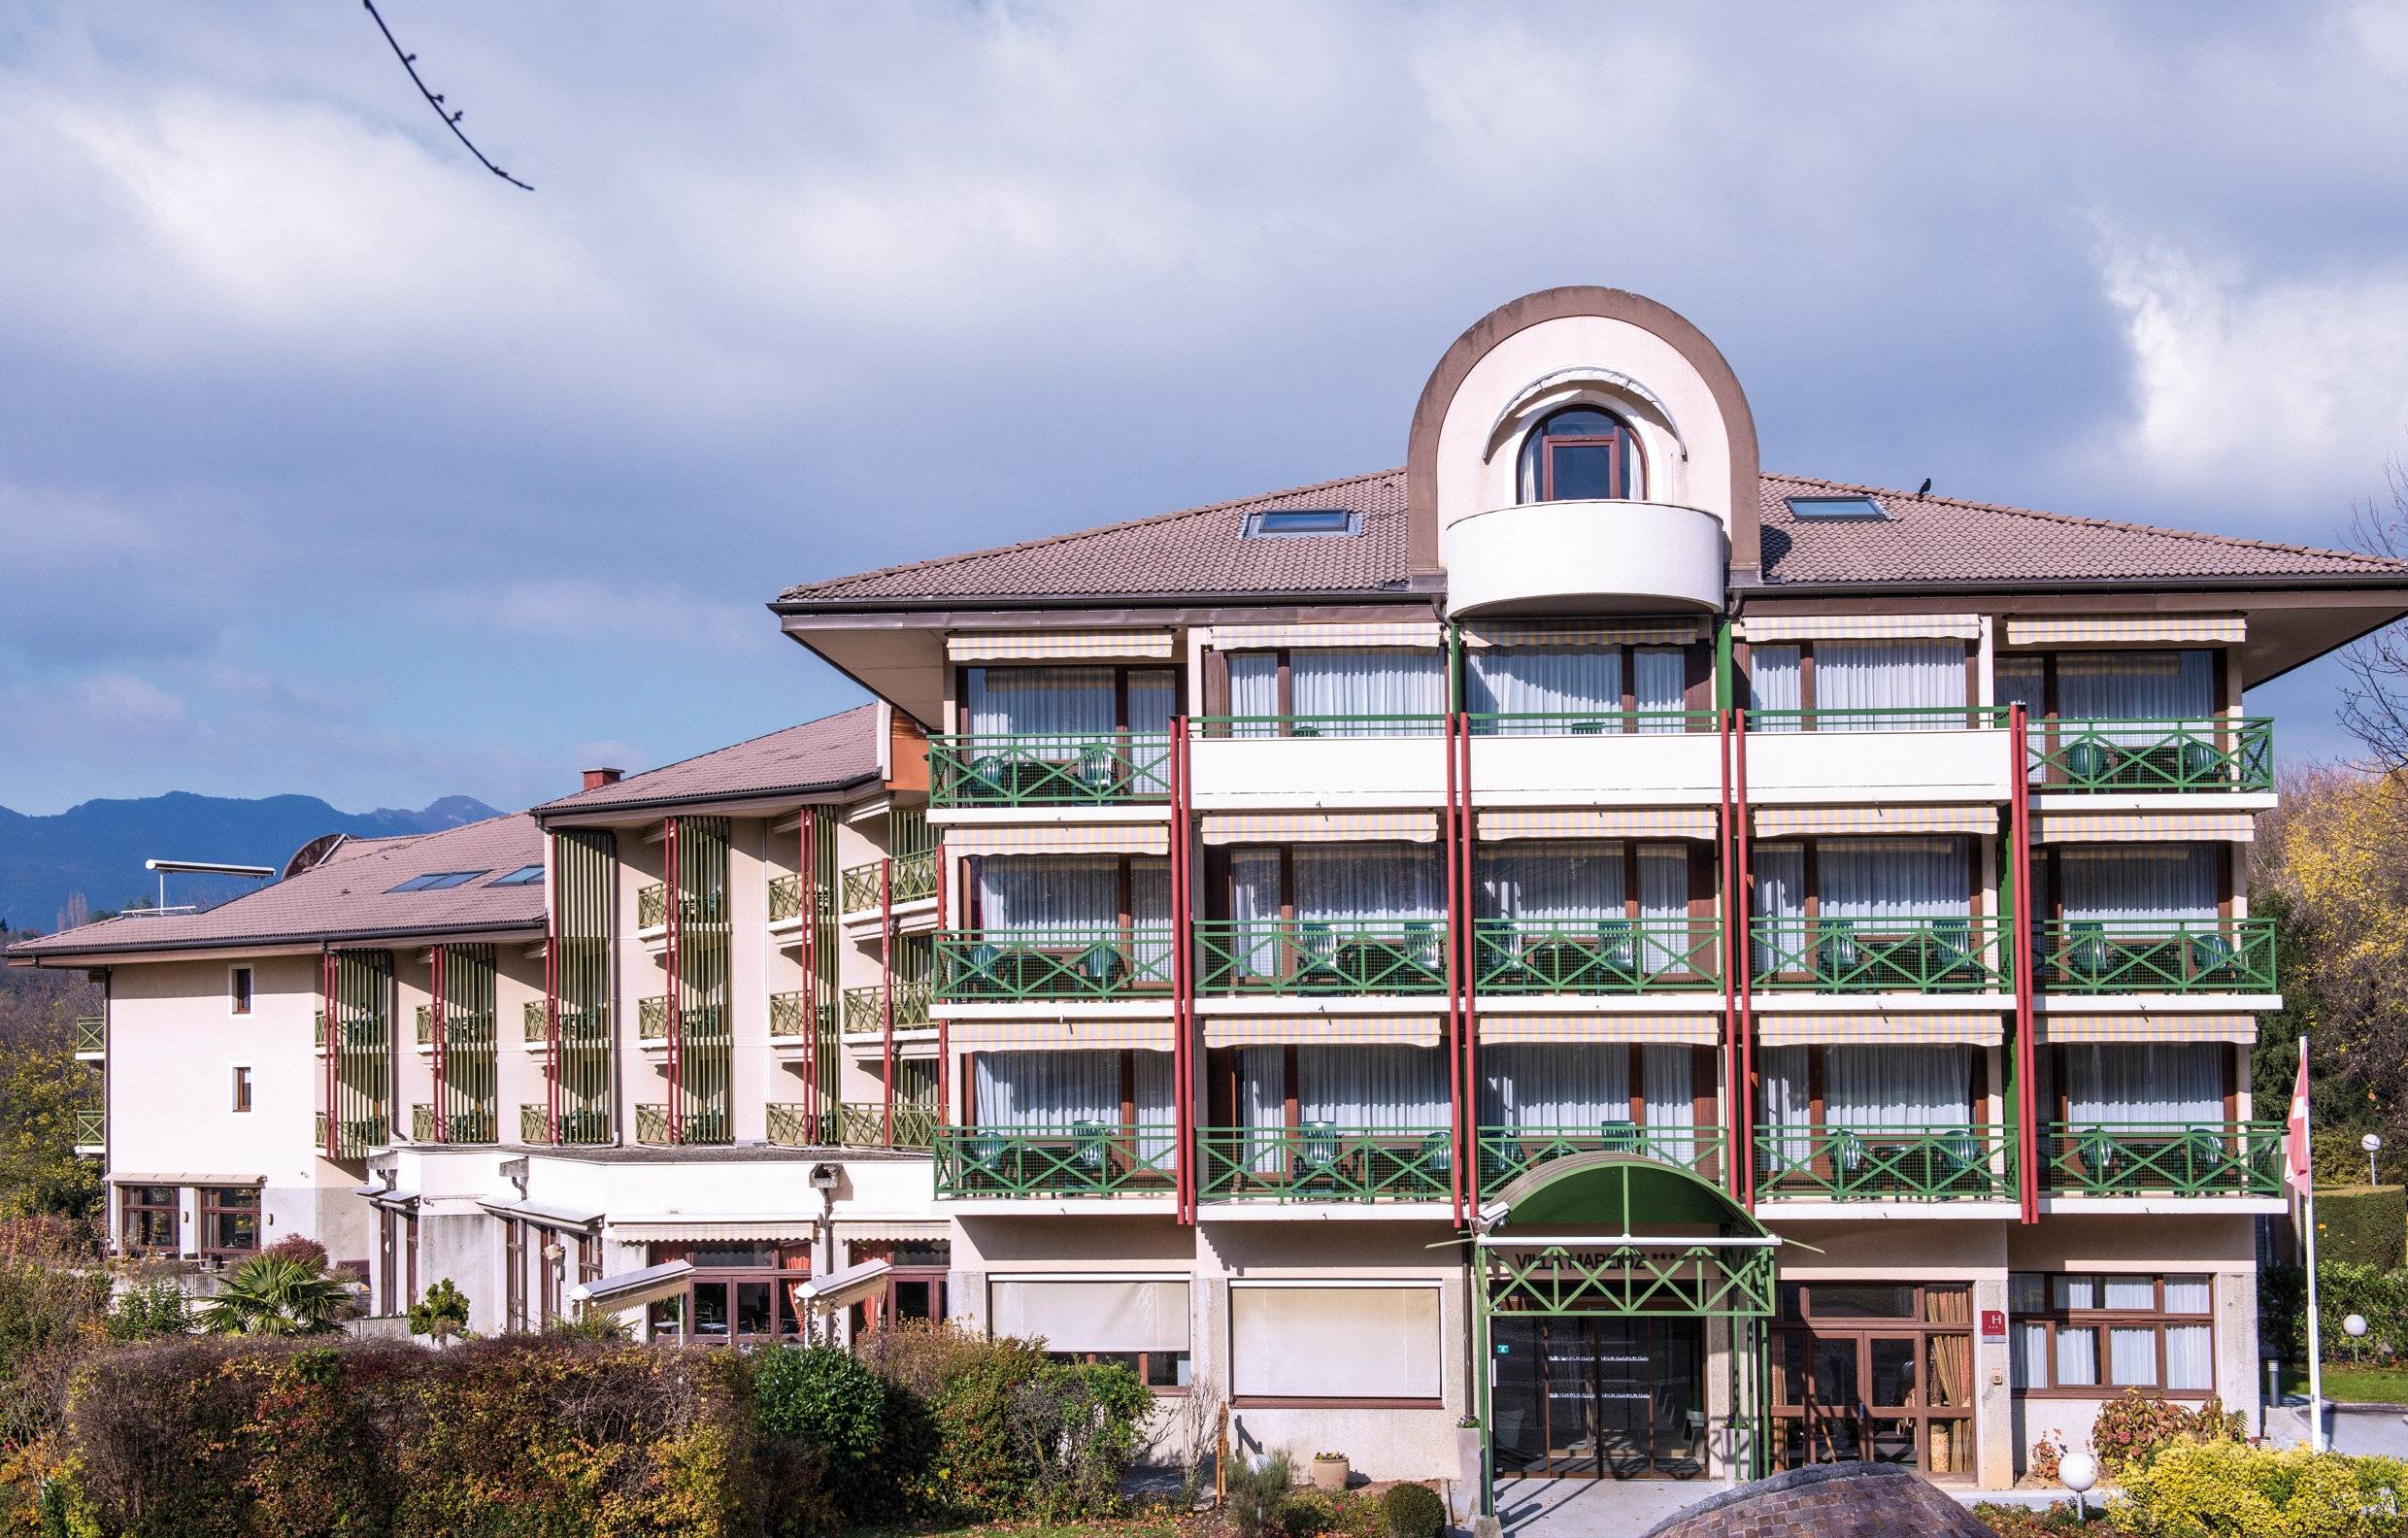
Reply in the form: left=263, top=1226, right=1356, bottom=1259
left=833, top=1220, right=950, bottom=1242
left=1202, top=1015, right=1444, bottom=1048
left=944, top=823, right=1170, bottom=858
left=1755, top=805, right=1997, bottom=837
left=2036, top=1013, right=2258, bottom=1044
left=1480, top=1015, right=1721, bottom=1045
left=1755, top=1013, right=2004, bottom=1046
left=2004, top=615, right=2246, bottom=646
left=950, top=1018, right=1176, bottom=1052
left=609, top=1218, right=818, bottom=1243
left=1212, top=621, right=1444, bottom=651
left=2033, top=812, right=2256, bottom=844
left=1479, top=808, right=1720, bottom=841
left=1460, top=619, right=1702, bottom=648
left=1740, top=614, right=1981, bottom=642
left=1200, top=811, right=1440, bottom=845
left=947, top=631, right=1176, bottom=661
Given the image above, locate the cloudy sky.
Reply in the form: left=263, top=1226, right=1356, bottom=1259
left=4, top=1, right=2406, bottom=815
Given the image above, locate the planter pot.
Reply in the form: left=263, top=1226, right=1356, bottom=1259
left=1311, top=1456, right=1350, bottom=1491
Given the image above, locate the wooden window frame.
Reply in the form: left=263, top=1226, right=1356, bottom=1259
left=2008, top=1272, right=2218, bottom=1400
left=1538, top=428, right=1632, bottom=502
left=230, top=1064, right=252, bottom=1114
left=1741, top=638, right=1981, bottom=729
left=953, top=663, right=1187, bottom=736
left=228, top=964, right=253, bottom=1017
left=120, top=1184, right=180, bottom=1255
left=1050, top=1346, right=1194, bottom=1394
left=197, top=1186, right=261, bottom=1258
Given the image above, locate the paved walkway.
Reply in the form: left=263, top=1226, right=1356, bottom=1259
left=2268, top=1401, right=2408, bottom=1458
left=1492, top=1476, right=1720, bottom=1536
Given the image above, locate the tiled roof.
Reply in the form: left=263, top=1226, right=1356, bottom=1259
left=6, top=814, right=546, bottom=960
left=777, top=468, right=2404, bottom=604
left=776, top=470, right=1413, bottom=603
left=536, top=704, right=884, bottom=815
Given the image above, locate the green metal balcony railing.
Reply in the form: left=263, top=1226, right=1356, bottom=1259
left=840, top=849, right=937, bottom=914
left=412, top=1103, right=496, bottom=1144
left=519, top=1104, right=550, bottom=1145
left=1190, top=713, right=1446, bottom=739
left=935, top=1124, right=1179, bottom=1198
left=1197, top=1124, right=1455, bottom=1202
left=1465, top=710, right=1717, bottom=737
left=2026, top=718, right=2273, bottom=792
left=1749, top=916, right=2007, bottom=992
left=2031, top=918, right=2275, bottom=993
left=1473, top=917, right=1722, bottom=992
left=74, top=1017, right=104, bottom=1054
left=769, top=989, right=836, bottom=1040
left=415, top=1005, right=432, bottom=1046
left=2037, top=1121, right=2284, bottom=1197
left=767, top=873, right=832, bottom=924
left=634, top=1103, right=730, bottom=1147
left=522, top=1000, right=548, bottom=1045
left=1744, top=705, right=2011, bottom=732
left=314, top=1111, right=389, bottom=1158
left=937, top=928, right=1175, bottom=1001
left=1755, top=1125, right=2014, bottom=1202
left=517, top=1104, right=611, bottom=1145
left=1477, top=1124, right=1727, bottom=1190
left=637, top=881, right=665, bottom=930
left=637, top=999, right=733, bottom=1045
left=841, top=980, right=931, bottom=1034
left=930, top=731, right=1174, bottom=807
left=73, top=1108, right=104, bottom=1147
left=761, top=1101, right=935, bottom=1150
left=636, top=883, right=729, bottom=931
left=1192, top=919, right=1449, bottom=997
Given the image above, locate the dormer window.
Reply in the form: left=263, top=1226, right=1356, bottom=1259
left=1518, top=405, right=1643, bottom=503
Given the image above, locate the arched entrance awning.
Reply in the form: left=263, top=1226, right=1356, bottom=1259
left=1481, top=1151, right=1772, bottom=1241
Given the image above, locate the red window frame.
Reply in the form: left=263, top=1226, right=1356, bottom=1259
left=198, top=1186, right=261, bottom=1257
left=1539, top=428, right=1629, bottom=501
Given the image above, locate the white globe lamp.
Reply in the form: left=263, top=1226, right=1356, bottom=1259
left=2059, top=1450, right=2098, bottom=1519
left=2363, top=1133, right=2383, bottom=1188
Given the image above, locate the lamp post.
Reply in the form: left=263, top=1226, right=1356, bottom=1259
left=2345, top=1312, right=2368, bottom=1369
left=2363, top=1132, right=2383, bottom=1189
left=2059, top=1450, right=2097, bottom=1522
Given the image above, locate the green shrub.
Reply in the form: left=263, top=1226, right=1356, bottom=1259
left=260, top=1234, right=329, bottom=1272
left=197, top=1254, right=346, bottom=1336
left=1007, top=1358, right=1153, bottom=1519
left=0, top=1226, right=108, bottom=1452
left=1378, top=1481, right=1446, bottom=1538
left=857, top=1321, right=1052, bottom=1518
left=2259, top=1262, right=2408, bottom=1362
left=2090, top=1388, right=2244, bottom=1479
left=404, top=1278, right=469, bottom=1342
left=750, top=1344, right=894, bottom=1522
left=102, top=1280, right=188, bottom=1342
left=2314, top=1186, right=2407, bottom=1271
left=2110, top=1439, right=2408, bottom=1536
left=1971, top=1502, right=2086, bottom=1536
left=1225, top=1452, right=1293, bottom=1538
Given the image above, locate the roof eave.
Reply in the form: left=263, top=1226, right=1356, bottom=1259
left=7, top=918, right=548, bottom=966
left=1741, top=572, right=2408, bottom=597
left=531, top=771, right=886, bottom=826
left=769, top=582, right=1442, bottom=616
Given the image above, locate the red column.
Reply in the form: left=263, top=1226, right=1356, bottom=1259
left=799, top=812, right=818, bottom=1142
left=2011, top=704, right=2040, bottom=1224
left=430, top=945, right=448, bottom=1144
left=1719, top=710, right=1741, bottom=1192
left=881, top=853, right=895, bottom=1148
left=1169, top=718, right=1193, bottom=1224
left=322, top=949, right=338, bottom=1159
left=664, top=817, right=682, bottom=1146
left=544, top=888, right=560, bottom=1145
left=1733, top=709, right=1756, bottom=1209
left=936, top=834, right=951, bottom=1133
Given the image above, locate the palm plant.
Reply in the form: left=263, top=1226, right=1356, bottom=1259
left=198, top=1254, right=348, bottom=1336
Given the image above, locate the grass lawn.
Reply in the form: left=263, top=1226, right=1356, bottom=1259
left=2280, top=1359, right=2408, bottom=1404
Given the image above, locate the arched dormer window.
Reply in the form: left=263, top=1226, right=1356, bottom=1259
left=1517, top=405, right=1644, bottom=503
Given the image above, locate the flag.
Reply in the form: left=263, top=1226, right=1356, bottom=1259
left=2286, top=1039, right=2313, bottom=1194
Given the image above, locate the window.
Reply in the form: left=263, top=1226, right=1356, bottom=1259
left=1784, top=495, right=1889, bottom=520
left=388, top=870, right=488, bottom=893
left=1229, top=1282, right=1441, bottom=1402
left=228, top=965, right=253, bottom=1015
left=489, top=864, right=546, bottom=887
left=199, top=1187, right=261, bottom=1256
left=2009, top=1273, right=2215, bottom=1395
left=962, top=666, right=1177, bottom=738
left=1746, top=639, right=1971, bottom=731
left=1215, top=648, right=1446, bottom=736
left=1242, top=508, right=1358, bottom=538
left=1519, top=405, right=1643, bottom=502
left=230, top=1066, right=251, bottom=1114
left=645, top=1242, right=812, bottom=1345
left=122, top=1185, right=179, bottom=1253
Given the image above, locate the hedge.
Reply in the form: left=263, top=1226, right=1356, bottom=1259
left=2259, top=1262, right=2408, bottom=1362
left=2310, top=1185, right=2406, bottom=1270
left=2114, top=1439, right=2408, bottom=1538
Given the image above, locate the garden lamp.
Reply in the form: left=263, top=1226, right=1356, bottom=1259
left=2059, top=1450, right=2097, bottom=1521
left=2363, top=1133, right=2383, bottom=1188
left=2346, top=1312, right=2368, bottom=1366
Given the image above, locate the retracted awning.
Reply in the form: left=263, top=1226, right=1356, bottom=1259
left=794, top=1258, right=893, bottom=1313
left=570, top=1259, right=694, bottom=1314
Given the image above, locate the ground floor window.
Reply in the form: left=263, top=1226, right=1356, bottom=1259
left=121, top=1185, right=178, bottom=1253
left=198, top=1187, right=260, bottom=1256
left=1228, top=1281, right=1438, bottom=1404
left=1772, top=1282, right=1976, bottom=1480
left=2009, top=1273, right=2214, bottom=1394
left=850, top=1240, right=952, bottom=1336
left=990, top=1276, right=1191, bottom=1390
left=645, top=1242, right=812, bottom=1344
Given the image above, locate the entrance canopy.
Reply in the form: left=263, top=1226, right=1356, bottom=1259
left=1475, top=1154, right=1777, bottom=1321
left=1481, top=1152, right=1773, bottom=1242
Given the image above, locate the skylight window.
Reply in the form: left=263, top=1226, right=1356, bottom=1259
left=388, top=870, right=488, bottom=892
left=1243, top=508, right=1359, bottom=538
left=1784, top=495, right=1889, bottom=521
left=489, top=865, right=546, bottom=887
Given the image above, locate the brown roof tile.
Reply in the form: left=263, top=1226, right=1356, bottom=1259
left=536, top=705, right=883, bottom=816
left=6, top=814, right=546, bottom=960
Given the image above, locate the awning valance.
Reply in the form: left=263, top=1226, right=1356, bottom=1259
left=2005, top=615, right=2245, bottom=647
left=1460, top=619, right=1702, bottom=648
left=2033, top=812, right=2256, bottom=844
left=1212, top=621, right=1444, bottom=651
left=1202, top=1015, right=1443, bottom=1048
left=1480, top=1015, right=1721, bottom=1046
left=1480, top=808, right=1719, bottom=841
left=1755, top=1013, right=2003, bottom=1046
left=950, top=1018, right=1175, bottom=1052
left=608, top=1218, right=819, bottom=1242
left=945, top=824, right=1169, bottom=858
left=947, top=631, right=1175, bottom=661
left=1740, top=614, right=1981, bottom=642
left=1755, top=805, right=1997, bottom=837
left=571, top=1260, right=694, bottom=1314
left=2036, top=1013, right=2258, bottom=1044
left=1200, top=811, right=1439, bottom=845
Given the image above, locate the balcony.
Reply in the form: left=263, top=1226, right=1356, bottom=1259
left=1440, top=498, right=1725, bottom=618
left=1187, top=717, right=1448, bottom=809
left=636, top=1000, right=732, bottom=1049
left=1755, top=1125, right=2014, bottom=1203
left=2036, top=1121, right=2283, bottom=1197
left=72, top=1108, right=104, bottom=1154
left=636, top=881, right=664, bottom=931
left=767, top=1101, right=935, bottom=1150
left=1749, top=916, right=2008, bottom=993
left=522, top=1000, right=548, bottom=1047
left=411, top=1104, right=496, bottom=1145
left=1198, top=1124, right=1454, bottom=1202
left=1473, top=917, right=1722, bottom=993
left=1476, top=1124, right=1727, bottom=1189
left=838, top=850, right=938, bottom=917
left=937, top=928, right=1174, bottom=1002
left=841, top=980, right=931, bottom=1035
left=768, top=989, right=835, bottom=1043
left=636, top=884, right=728, bottom=936
left=767, top=872, right=833, bottom=926
left=314, top=1111, right=389, bottom=1159
left=73, top=1017, right=103, bottom=1059
left=2028, top=719, right=2273, bottom=793
left=518, top=1104, right=611, bottom=1145
left=633, top=1103, right=730, bottom=1147
left=1741, top=708, right=2014, bottom=805
left=930, top=731, right=1172, bottom=807
left=2031, top=918, right=2275, bottom=993
left=1193, top=919, right=1448, bottom=997
left=935, top=1124, right=1178, bottom=1198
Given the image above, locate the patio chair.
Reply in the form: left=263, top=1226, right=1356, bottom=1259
left=1597, top=918, right=1638, bottom=976
left=1815, top=919, right=1861, bottom=982
left=2075, top=1126, right=2124, bottom=1190
left=1927, top=917, right=1979, bottom=986
left=1599, top=1119, right=1642, bottom=1155
left=2061, top=738, right=2113, bottom=786
left=1297, top=1120, right=1341, bottom=1187
left=1072, top=743, right=1119, bottom=796
left=2060, top=920, right=2109, bottom=986
left=1400, top=919, right=1445, bottom=980
left=2185, top=928, right=2238, bottom=983
left=962, top=1134, right=1012, bottom=1190
left=964, top=755, right=1010, bottom=801
left=959, top=942, right=1003, bottom=996
left=1077, top=941, right=1128, bottom=993
left=1293, top=921, right=1343, bottom=991
left=1069, top=1120, right=1111, bottom=1185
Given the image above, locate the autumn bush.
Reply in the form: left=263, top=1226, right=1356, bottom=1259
left=2090, top=1388, right=2245, bottom=1479
left=2108, top=1440, right=2408, bottom=1536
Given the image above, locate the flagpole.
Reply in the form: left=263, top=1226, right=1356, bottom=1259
left=2299, top=1034, right=2325, bottom=1454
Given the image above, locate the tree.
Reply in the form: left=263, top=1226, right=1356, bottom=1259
left=199, top=1255, right=349, bottom=1336
left=2338, top=462, right=2408, bottom=772
left=0, top=1040, right=102, bottom=1221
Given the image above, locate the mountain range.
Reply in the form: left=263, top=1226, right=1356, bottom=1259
left=0, top=791, right=502, bottom=932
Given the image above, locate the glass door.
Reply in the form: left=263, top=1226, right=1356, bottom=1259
left=1771, top=1283, right=1976, bottom=1482
left=1490, top=1317, right=1705, bottom=1480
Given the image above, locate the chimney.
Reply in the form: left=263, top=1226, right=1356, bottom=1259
left=582, top=767, right=624, bottom=791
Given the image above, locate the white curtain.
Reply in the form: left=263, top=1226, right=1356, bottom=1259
left=2055, top=1327, right=2099, bottom=1386
left=2057, top=650, right=2216, bottom=721
left=1127, top=669, right=1177, bottom=733
left=1634, top=648, right=1687, bottom=731
left=1228, top=652, right=1279, bottom=734
left=2109, top=1328, right=2158, bottom=1387
left=2103, top=1276, right=2157, bottom=1309
left=2012, top=1324, right=2051, bottom=1388
left=1298, top=1045, right=1451, bottom=1129
left=2162, top=1276, right=2212, bottom=1313
left=975, top=1051, right=1119, bottom=1127
left=1478, top=842, right=1622, bottom=919
left=1481, top=1044, right=1628, bottom=1127
left=1291, top=649, right=1445, bottom=732
left=1131, top=858, right=1171, bottom=976
left=1642, top=1044, right=1694, bottom=1131
left=1750, top=646, right=1801, bottom=730
left=2057, top=846, right=2219, bottom=921
left=1820, top=838, right=1971, bottom=919
left=1229, top=849, right=1283, bottom=974
left=1133, top=1052, right=1175, bottom=1160
left=2165, top=1324, right=2213, bottom=1390
left=1823, top=1046, right=1971, bottom=1129
left=1814, top=640, right=1966, bottom=729
left=2065, top=1044, right=2223, bottom=1123
left=966, top=667, right=1115, bottom=736
left=1236, top=1046, right=1288, bottom=1174
left=976, top=855, right=1119, bottom=936
left=1995, top=656, right=2044, bottom=720
left=1751, top=845, right=1806, bottom=972
left=1759, top=1046, right=1813, bottom=1168
left=1466, top=649, right=1622, bottom=726
left=1294, top=844, right=1443, bottom=922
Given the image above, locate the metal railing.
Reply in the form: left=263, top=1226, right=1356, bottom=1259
left=935, top=1124, right=1179, bottom=1197
left=1197, top=1124, right=1455, bottom=1202
left=1744, top=705, right=2011, bottom=732
left=73, top=1108, right=104, bottom=1147
left=2031, top=918, right=2275, bottom=993
left=930, top=731, right=1174, bottom=806
left=634, top=1103, right=730, bottom=1147
left=1476, top=1124, right=1727, bottom=1189
left=1465, top=710, right=1717, bottom=737
left=2037, top=1121, right=2284, bottom=1196
left=769, top=989, right=835, bottom=1040
left=840, top=849, right=937, bottom=913
left=412, top=1103, right=497, bottom=1144
left=2027, top=718, right=2273, bottom=792
left=636, top=881, right=664, bottom=930
left=937, top=927, right=1175, bottom=1001
left=522, top=1000, right=548, bottom=1044
left=1188, top=713, right=1448, bottom=739
left=314, top=1112, right=388, bottom=1158
left=519, top=1104, right=550, bottom=1145
left=74, top=1017, right=103, bottom=1054
left=1472, top=917, right=1722, bottom=992
left=1755, top=1124, right=2014, bottom=1202
left=1192, top=919, right=1449, bottom=997
left=636, top=883, right=728, bottom=931
left=841, top=980, right=931, bottom=1034
left=1749, top=916, right=2008, bottom=992
left=636, top=999, right=732, bottom=1045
